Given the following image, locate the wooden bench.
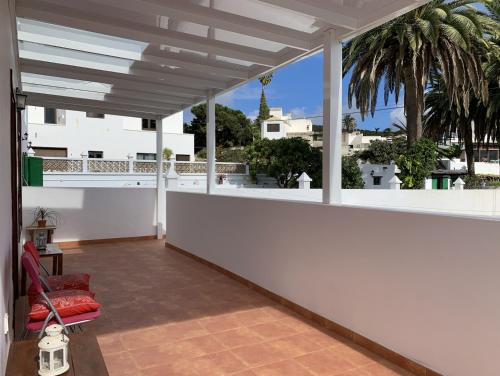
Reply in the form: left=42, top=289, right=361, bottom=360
left=6, top=333, right=109, bottom=376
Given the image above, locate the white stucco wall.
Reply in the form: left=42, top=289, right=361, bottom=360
left=27, top=108, right=194, bottom=160
left=22, top=187, right=158, bottom=242
left=167, top=191, right=500, bottom=376
left=0, top=1, right=17, bottom=373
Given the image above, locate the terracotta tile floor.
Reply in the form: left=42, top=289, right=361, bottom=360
left=59, top=239, right=414, bottom=376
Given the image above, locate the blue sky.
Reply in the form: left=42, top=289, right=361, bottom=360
left=183, top=51, right=405, bottom=130
left=183, top=3, right=488, bottom=130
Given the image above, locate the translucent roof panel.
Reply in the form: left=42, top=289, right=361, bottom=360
left=16, top=0, right=431, bottom=118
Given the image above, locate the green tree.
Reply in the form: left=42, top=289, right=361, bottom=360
left=185, top=103, right=253, bottom=151
left=397, top=138, right=438, bottom=189
left=343, top=0, right=488, bottom=146
left=342, top=155, right=364, bottom=189
left=342, top=114, right=357, bottom=133
left=246, top=138, right=321, bottom=188
left=358, top=138, right=407, bottom=164
left=257, top=73, right=273, bottom=124
left=163, top=147, right=173, bottom=160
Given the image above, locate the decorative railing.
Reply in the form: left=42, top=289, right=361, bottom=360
left=88, top=159, right=128, bottom=173
left=42, top=157, right=248, bottom=175
left=43, top=158, right=83, bottom=173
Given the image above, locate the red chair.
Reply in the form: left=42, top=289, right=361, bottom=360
left=21, top=252, right=101, bottom=338
left=24, top=241, right=91, bottom=305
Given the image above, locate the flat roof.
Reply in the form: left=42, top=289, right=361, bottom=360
left=15, top=0, right=431, bottom=118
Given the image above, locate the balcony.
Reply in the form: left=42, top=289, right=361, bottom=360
left=56, top=239, right=414, bottom=375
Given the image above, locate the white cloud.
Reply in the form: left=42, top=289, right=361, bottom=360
left=390, top=107, right=406, bottom=127
left=247, top=109, right=259, bottom=121
left=216, top=84, right=264, bottom=106
left=289, top=107, right=306, bottom=119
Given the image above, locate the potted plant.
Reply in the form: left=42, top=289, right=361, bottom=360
left=33, top=207, right=59, bottom=228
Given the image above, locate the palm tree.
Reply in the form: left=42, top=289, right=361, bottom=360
left=343, top=0, right=489, bottom=147
left=342, top=113, right=357, bottom=133
left=257, top=73, right=273, bottom=123
left=424, top=2, right=499, bottom=176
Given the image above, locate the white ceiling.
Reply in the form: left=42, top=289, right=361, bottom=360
left=15, top=0, right=430, bottom=119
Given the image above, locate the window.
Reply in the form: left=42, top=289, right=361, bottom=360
left=32, top=147, right=67, bottom=158
left=373, top=176, right=382, bottom=186
left=137, top=153, right=156, bottom=161
left=88, top=151, right=103, bottom=159
left=267, top=123, right=280, bottom=132
left=142, top=119, right=156, bottom=131
left=44, top=108, right=57, bottom=124
left=86, top=112, right=105, bottom=119
left=176, top=154, right=190, bottom=161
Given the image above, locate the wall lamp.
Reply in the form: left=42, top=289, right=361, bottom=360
left=16, top=88, right=27, bottom=110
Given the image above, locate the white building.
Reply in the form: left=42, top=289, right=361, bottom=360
left=360, top=162, right=401, bottom=189
left=342, top=131, right=387, bottom=155
left=26, top=106, right=195, bottom=161
left=261, top=107, right=314, bottom=143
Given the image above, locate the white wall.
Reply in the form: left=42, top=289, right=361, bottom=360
left=23, top=187, right=157, bottom=242
left=173, top=188, right=500, bottom=217
left=167, top=191, right=500, bottom=376
left=0, top=1, right=17, bottom=373
left=27, top=108, right=195, bottom=160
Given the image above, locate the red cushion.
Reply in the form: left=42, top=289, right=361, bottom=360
left=29, top=290, right=100, bottom=321
left=28, top=273, right=91, bottom=305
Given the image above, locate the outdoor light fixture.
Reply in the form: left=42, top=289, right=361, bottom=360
left=16, top=88, right=27, bottom=110
left=38, top=324, right=70, bottom=376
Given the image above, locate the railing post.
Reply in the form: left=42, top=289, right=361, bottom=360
left=166, top=156, right=179, bottom=190
left=127, top=153, right=134, bottom=174
left=156, top=118, right=165, bottom=239
left=454, top=177, right=465, bottom=190
left=81, top=152, right=88, bottom=173
left=389, top=176, right=402, bottom=190
left=206, top=90, right=216, bottom=194
left=322, top=29, right=343, bottom=205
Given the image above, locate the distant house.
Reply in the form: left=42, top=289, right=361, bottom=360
left=261, top=108, right=314, bottom=144
left=360, top=162, right=400, bottom=189
left=26, top=107, right=195, bottom=161
left=342, top=131, right=387, bottom=155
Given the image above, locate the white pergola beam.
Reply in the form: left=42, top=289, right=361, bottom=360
left=322, top=30, right=343, bottom=205
left=98, top=0, right=311, bottom=51
left=23, top=85, right=181, bottom=111
left=18, top=42, right=230, bottom=90
left=28, top=97, right=170, bottom=119
left=21, top=76, right=194, bottom=105
left=17, top=0, right=279, bottom=66
left=257, top=0, right=358, bottom=30
left=17, top=20, right=251, bottom=80
left=27, top=92, right=170, bottom=117
left=20, top=59, right=208, bottom=98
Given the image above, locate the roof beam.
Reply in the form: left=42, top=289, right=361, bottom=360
left=23, top=84, right=182, bottom=111
left=20, top=58, right=213, bottom=98
left=21, top=75, right=194, bottom=105
left=28, top=97, right=170, bottom=119
left=27, top=92, right=171, bottom=117
left=19, top=41, right=230, bottom=90
left=17, top=0, right=280, bottom=66
left=256, top=0, right=358, bottom=30
left=17, top=20, right=252, bottom=79
left=94, top=0, right=312, bottom=51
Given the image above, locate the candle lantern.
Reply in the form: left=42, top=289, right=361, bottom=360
left=38, top=324, right=70, bottom=376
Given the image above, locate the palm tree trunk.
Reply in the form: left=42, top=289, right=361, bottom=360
left=463, top=118, right=475, bottom=176
left=404, top=71, right=423, bottom=147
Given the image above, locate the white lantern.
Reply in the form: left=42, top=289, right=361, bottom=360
left=38, top=324, right=70, bottom=376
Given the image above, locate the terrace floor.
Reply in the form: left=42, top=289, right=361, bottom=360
left=58, top=239, right=414, bottom=376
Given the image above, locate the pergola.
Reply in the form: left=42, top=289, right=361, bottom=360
left=14, top=0, right=430, bottom=236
